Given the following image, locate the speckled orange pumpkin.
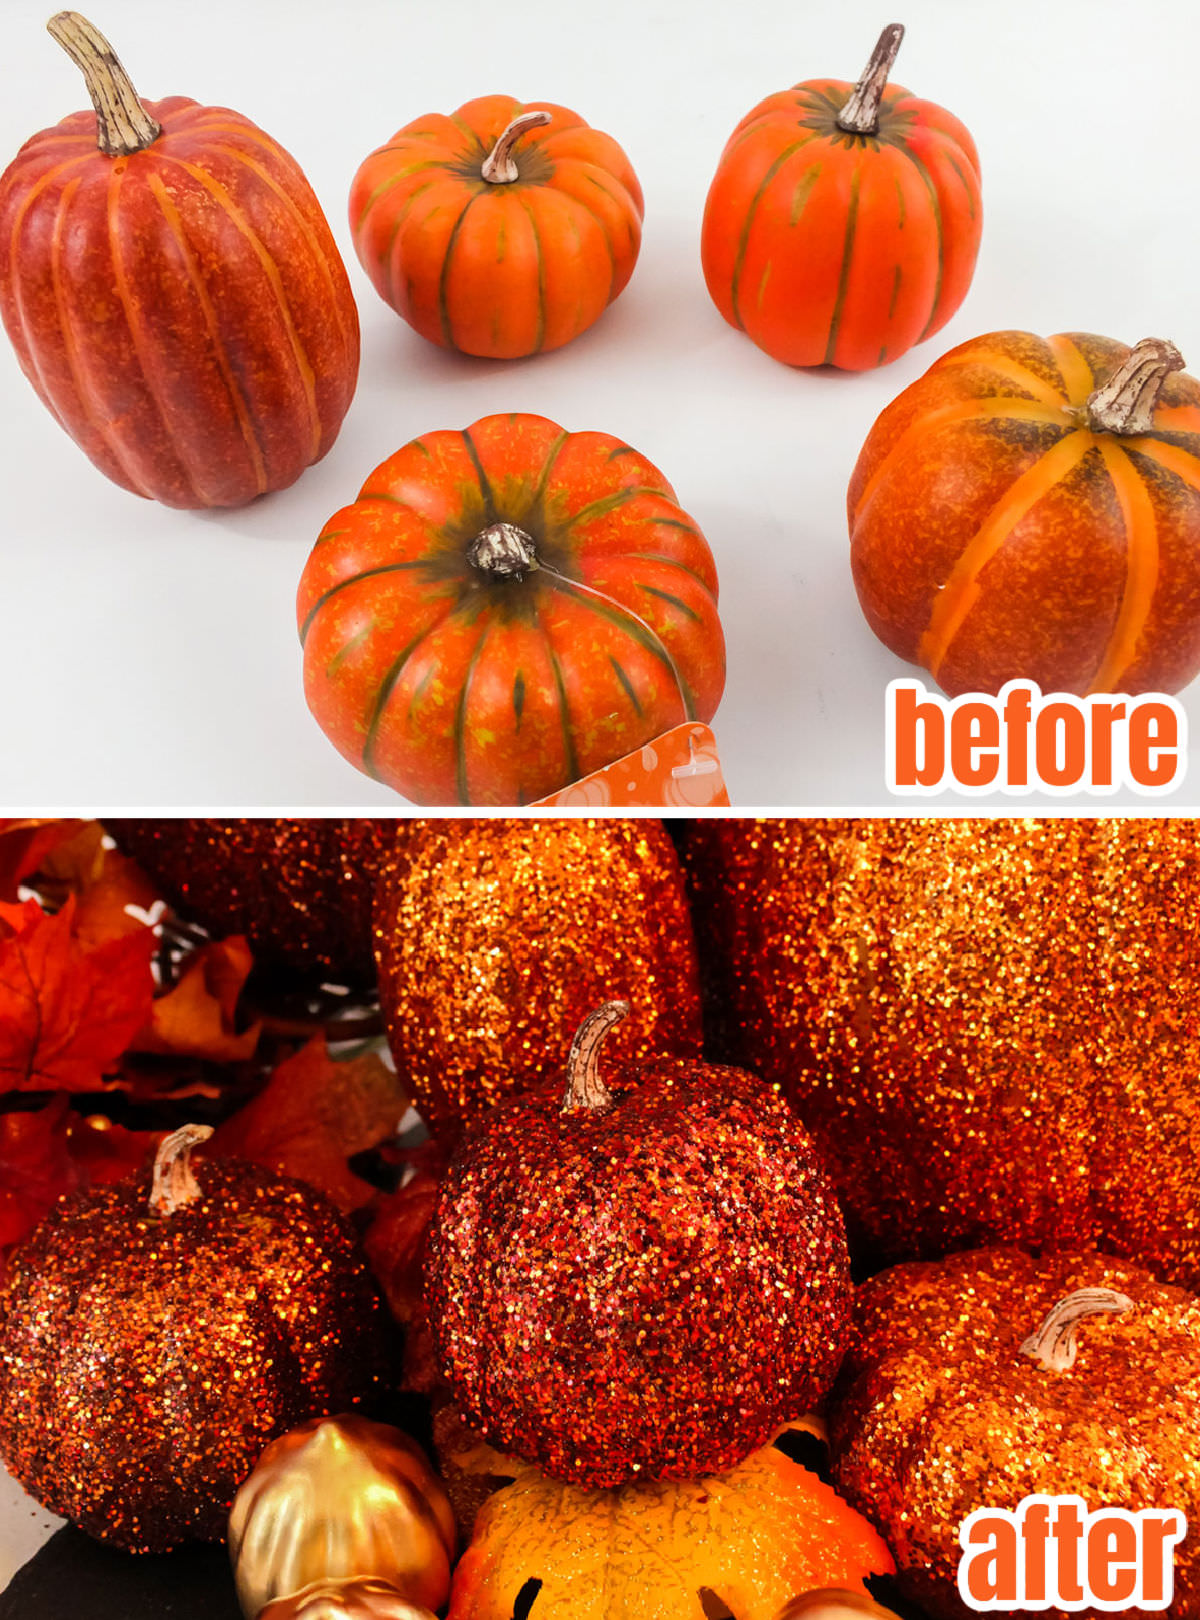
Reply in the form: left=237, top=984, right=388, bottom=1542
left=850, top=332, right=1200, bottom=694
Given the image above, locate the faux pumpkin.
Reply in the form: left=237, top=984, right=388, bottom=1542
left=0, top=1126, right=386, bottom=1552
left=297, top=413, right=724, bottom=804
left=0, top=13, right=358, bottom=508
left=106, top=817, right=395, bottom=980
left=850, top=331, right=1200, bottom=693
left=446, top=1426, right=892, bottom=1620
left=373, top=817, right=703, bottom=1140
left=683, top=816, right=1200, bottom=1286
left=828, top=1248, right=1200, bottom=1620
left=426, top=1002, right=851, bottom=1488
left=261, top=1580, right=437, bottom=1620
left=229, top=1416, right=455, bottom=1617
left=701, top=24, right=981, bottom=370
left=349, top=96, right=642, bottom=358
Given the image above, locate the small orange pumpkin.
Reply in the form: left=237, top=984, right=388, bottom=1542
left=702, top=24, right=981, bottom=370
left=349, top=96, right=643, bottom=359
left=849, top=332, right=1200, bottom=694
left=297, top=413, right=724, bottom=805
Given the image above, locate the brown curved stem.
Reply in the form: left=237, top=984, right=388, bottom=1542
left=468, top=522, right=538, bottom=580
left=1019, top=1286, right=1134, bottom=1372
left=149, top=1123, right=213, bottom=1216
left=561, top=1001, right=629, bottom=1115
left=481, top=111, right=552, bottom=184
left=47, top=12, right=161, bottom=157
left=1085, top=338, right=1185, bottom=434
left=836, top=23, right=905, bottom=134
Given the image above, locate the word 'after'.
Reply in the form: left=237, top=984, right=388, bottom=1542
left=958, top=1496, right=1187, bottom=1612
left=887, top=679, right=1186, bottom=795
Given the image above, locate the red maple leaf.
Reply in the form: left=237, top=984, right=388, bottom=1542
left=0, top=897, right=156, bottom=1091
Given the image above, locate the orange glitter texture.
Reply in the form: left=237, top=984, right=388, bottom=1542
left=685, top=817, right=1200, bottom=1286
left=828, top=1247, right=1200, bottom=1620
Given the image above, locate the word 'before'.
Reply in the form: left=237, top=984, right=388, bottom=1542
left=958, top=1496, right=1187, bottom=1612
left=886, top=679, right=1186, bottom=795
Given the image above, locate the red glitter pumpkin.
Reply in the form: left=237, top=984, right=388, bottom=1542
left=425, top=1002, right=852, bottom=1489
left=108, top=817, right=395, bottom=980
left=684, top=817, right=1200, bottom=1287
left=0, top=1126, right=386, bottom=1552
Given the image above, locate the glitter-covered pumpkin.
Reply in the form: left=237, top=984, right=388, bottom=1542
left=426, top=1002, right=852, bottom=1488
left=684, top=817, right=1200, bottom=1284
left=0, top=1127, right=386, bottom=1552
left=827, top=1247, right=1200, bottom=1620
left=374, top=818, right=702, bottom=1139
left=108, top=818, right=394, bottom=980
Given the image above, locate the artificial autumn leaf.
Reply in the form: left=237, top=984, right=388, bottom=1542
left=364, top=1170, right=441, bottom=1327
left=72, top=847, right=163, bottom=948
left=0, top=897, right=156, bottom=1091
left=447, top=1437, right=894, bottom=1620
left=133, top=935, right=261, bottom=1062
left=0, top=1099, right=159, bottom=1272
left=0, top=819, right=88, bottom=902
left=211, top=1036, right=408, bottom=1211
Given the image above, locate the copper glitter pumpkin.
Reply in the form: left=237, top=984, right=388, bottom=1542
left=108, top=817, right=395, bottom=980
left=373, top=818, right=702, bottom=1139
left=0, top=1126, right=386, bottom=1552
left=684, top=817, right=1200, bottom=1285
left=425, top=1002, right=852, bottom=1489
left=827, top=1248, right=1200, bottom=1620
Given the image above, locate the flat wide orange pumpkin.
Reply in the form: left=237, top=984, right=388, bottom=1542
left=702, top=25, right=981, bottom=370
left=349, top=95, right=643, bottom=359
left=0, top=14, right=358, bottom=508
left=850, top=331, right=1200, bottom=694
left=297, top=413, right=724, bottom=805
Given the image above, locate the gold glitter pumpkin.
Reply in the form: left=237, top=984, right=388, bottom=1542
left=684, top=817, right=1200, bottom=1285
left=229, top=1415, right=455, bottom=1617
left=260, top=1577, right=437, bottom=1620
left=107, top=817, right=395, bottom=979
left=0, top=1127, right=386, bottom=1553
left=827, top=1248, right=1200, bottom=1620
left=373, top=819, right=702, bottom=1138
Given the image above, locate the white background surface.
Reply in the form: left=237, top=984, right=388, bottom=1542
left=0, top=0, right=1199, bottom=810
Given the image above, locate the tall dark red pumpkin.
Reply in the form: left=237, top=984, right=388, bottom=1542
left=0, top=13, right=359, bottom=508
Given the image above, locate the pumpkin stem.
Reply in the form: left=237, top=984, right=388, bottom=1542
left=149, top=1123, right=214, bottom=1217
left=481, top=111, right=553, bottom=184
left=47, top=12, right=162, bottom=158
left=561, top=1001, right=630, bottom=1115
left=836, top=23, right=905, bottom=135
left=468, top=522, right=539, bottom=580
left=1019, top=1286, right=1134, bottom=1372
left=1084, top=338, right=1185, bottom=435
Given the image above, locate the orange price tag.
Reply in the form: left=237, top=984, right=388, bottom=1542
left=532, top=723, right=729, bottom=808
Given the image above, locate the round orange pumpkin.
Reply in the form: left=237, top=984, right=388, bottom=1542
left=349, top=96, right=642, bottom=359
left=701, top=24, right=981, bottom=370
left=0, top=14, right=359, bottom=508
left=297, top=413, right=725, bottom=805
left=850, top=332, right=1200, bottom=694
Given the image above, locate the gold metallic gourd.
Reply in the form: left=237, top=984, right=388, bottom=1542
left=261, top=1578, right=438, bottom=1620
left=775, top=1592, right=901, bottom=1620
left=229, top=1416, right=455, bottom=1619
